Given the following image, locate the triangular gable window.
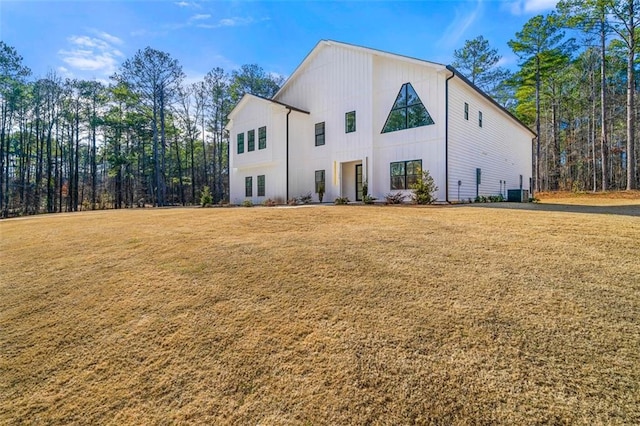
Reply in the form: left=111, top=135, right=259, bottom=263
left=382, top=83, right=434, bottom=133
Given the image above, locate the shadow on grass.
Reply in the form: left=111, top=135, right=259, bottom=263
left=466, top=202, right=640, bottom=217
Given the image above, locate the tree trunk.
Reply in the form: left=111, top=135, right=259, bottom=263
left=626, top=0, right=636, bottom=190
left=600, top=19, right=609, bottom=191
left=91, top=104, right=97, bottom=210
left=535, top=54, right=541, bottom=193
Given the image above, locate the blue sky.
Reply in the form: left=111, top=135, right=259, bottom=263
left=1, top=0, right=559, bottom=83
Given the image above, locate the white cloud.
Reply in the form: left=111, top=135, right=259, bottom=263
left=190, top=14, right=211, bottom=21
left=59, top=30, right=125, bottom=76
left=92, top=30, right=124, bottom=46
left=505, top=0, right=559, bottom=15
left=439, top=0, right=484, bottom=48
left=175, top=1, right=202, bottom=8
left=197, top=16, right=269, bottom=29
left=57, top=66, right=73, bottom=78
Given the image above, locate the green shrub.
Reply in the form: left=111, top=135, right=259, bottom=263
left=200, top=186, right=213, bottom=207
left=334, top=196, right=350, bottom=205
left=317, top=184, right=325, bottom=203
left=410, top=170, right=438, bottom=204
left=363, top=194, right=376, bottom=204
left=241, top=199, right=253, bottom=207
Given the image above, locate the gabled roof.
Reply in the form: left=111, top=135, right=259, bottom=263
left=272, top=39, right=535, bottom=137
left=228, top=40, right=535, bottom=137
left=226, top=93, right=309, bottom=126
left=273, top=40, right=448, bottom=100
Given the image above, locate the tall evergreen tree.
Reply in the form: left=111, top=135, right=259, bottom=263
left=452, top=36, right=512, bottom=98
left=509, top=13, right=572, bottom=193
left=114, top=47, right=184, bottom=206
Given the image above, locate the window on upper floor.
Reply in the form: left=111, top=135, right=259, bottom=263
left=479, top=111, right=483, bottom=128
left=257, top=175, right=265, bottom=196
left=315, top=170, right=325, bottom=193
left=345, top=111, right=356, bottom=133
left=245, top=176, right=252, bottom=197
left=315, top=122, right=325, bottom=146
left=248, top=129, right=255, bottom=151
left=390, top=159, right=422, bottom=190
left=464, top=103, right=469, bottom=120
left=382, top=83, right=434, bottom=133
left=237, top=133, right=244, bottom=154
left=258, top=126, right=267, bottom=149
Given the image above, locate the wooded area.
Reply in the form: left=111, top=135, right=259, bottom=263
left=0, top=1, right=638, bottom=217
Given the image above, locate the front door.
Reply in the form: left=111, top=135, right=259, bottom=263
left=355, top=164, right=363, bottom=201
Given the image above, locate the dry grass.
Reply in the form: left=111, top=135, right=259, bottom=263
left=537, top=190, right=640, bottom=202
left=1, top=199, right=639, bottom=424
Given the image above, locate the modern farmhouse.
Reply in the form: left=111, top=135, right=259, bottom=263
left=226, top=40, right=535, bottom=204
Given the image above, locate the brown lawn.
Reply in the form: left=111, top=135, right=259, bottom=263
left=1, top=196, right=639, bottom=424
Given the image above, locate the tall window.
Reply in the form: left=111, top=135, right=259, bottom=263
left=390, top=160, right=422, bottom=190
left=258, top=126, right=267, bottom=149
left=245, top=176, right=252, bottom=197
left=464, top=103, right=469, bottom=120
left=315, top=122, right=325, bottom=146
left=248, top=129, right=255, bottom=151
left=315, top=170, right=325, bottom=193
left=257, top=175, right=265, bottom=196
left=237, top=133, right=244, bottom=154
left=382, top=83, right=434, bottom=133
left=479, top=111, right=483, bottom=128
left=345, top=111, right=356, bottom=133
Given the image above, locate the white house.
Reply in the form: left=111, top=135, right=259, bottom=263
left=226, top=40, right=535, bottom=204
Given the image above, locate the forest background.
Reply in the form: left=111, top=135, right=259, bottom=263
left=0, top=0, right=638, bottom=217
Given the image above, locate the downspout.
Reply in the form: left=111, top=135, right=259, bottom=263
left=445, top=67, right=456, bottom=203
left=286, top=108, right=292, bottom=201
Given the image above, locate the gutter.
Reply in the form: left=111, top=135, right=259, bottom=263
left=445, top=68, right=455, bottom=203
left=286, top=108, right=292, bottom=201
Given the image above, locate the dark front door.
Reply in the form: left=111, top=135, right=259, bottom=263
left=355, top=164, right=363, bottom=201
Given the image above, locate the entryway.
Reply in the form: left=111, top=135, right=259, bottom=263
left=340, top=160, right=363, bottom=201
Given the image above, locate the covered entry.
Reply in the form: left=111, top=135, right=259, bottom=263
left=341, top=160, right=363, bottom=201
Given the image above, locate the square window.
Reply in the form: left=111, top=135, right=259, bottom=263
left=257, top=175, right=265, bottom=196
left=248, top=129, right=255, bottom=151
left=237, top=133, right=244, bottom=154
left=345, top=111, right=356, bottom=133
left=390, top=160, right=422, bottom=190
left=245, top=176, right=252, bottom=197
left=315, top=122, right=325, bottom=146
left=258, top=126, right=267, bottom=149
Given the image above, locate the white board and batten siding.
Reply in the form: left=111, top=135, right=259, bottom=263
left=447, top=78, right=534, bottom=201
left=228, top=96, right=289, bottom=204
left=226, top=40, right=534, bottom=205
left=277, top=43, right=374, bottom=201
left=371, top=55, right=449, bottom=201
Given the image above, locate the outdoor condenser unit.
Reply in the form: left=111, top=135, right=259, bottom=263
left=507, top=189, right=529, bottom=202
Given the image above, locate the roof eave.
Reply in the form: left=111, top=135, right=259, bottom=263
left=445, top=65, right=536, bottom=137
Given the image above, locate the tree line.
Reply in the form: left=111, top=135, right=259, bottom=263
left=453, top=0, right=638, bottom=193
left=1, top=1, right=638, bottom=217
left=0, top=43, right=282, bottom=217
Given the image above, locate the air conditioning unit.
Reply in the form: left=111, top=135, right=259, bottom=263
left=507, top=189, right=529, bottom=202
